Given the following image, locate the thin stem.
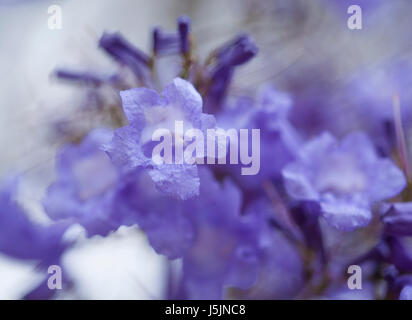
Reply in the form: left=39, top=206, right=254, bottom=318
left=393, top=93, right=411, bottom=181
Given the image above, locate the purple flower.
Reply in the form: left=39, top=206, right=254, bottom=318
left=115, top=168, right=194, bottom=259
left=285, top=65, right=358, bottom=139
left=44, top=128, right=133, bottom=236
left=237, top=198, right=304, bottom=299
left=215, top=86, right=301, bottom=189
left=346, top=60, right=412, bottom=154
left=25, top=12, right=412, bottom=300
left=181, top=169, right=260, bottom=299
left=250, top=87, right=301, bottom=179
left=117, top=167, right=262, bottom=298
left=282, top=132, right=406, bottom=231
left=104, top=77, right=220, bottom=200
left=400, top=285, right=412, bottom=300
left=0, top=177, right=70, bottom=266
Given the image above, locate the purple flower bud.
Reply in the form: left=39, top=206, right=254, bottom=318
left=204, top=34, right=258, bottom=113
left=178, top=15, right=191, bottom=55
left=152, top=16, right=191, bottom=57
left=54, top=69, right=105, bottom=86
left=152, top=27, right=180, bottom=56
left=215, top=34, right=258, bottom=67
left=99, top=32, right=150, bottom=81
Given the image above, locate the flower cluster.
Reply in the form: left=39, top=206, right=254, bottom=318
left=2, top=14, right=412, bottom=300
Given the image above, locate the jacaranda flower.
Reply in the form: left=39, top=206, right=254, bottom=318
left=104, top=77, right=222, bottom=200
left=0, top=176, right=72, bottom=299
left=115, top=167, right=262, bottom=298
left=282, top=131, right=406, bottom=231
left=215, top=86, right=301, bottom=190
left=114, top=168, right=193, bottom=259
left=0, top=177, right=70, bottom=265
left=44, top=128, right=134, bottom=236
left=180, top=168, right=260, bottom=299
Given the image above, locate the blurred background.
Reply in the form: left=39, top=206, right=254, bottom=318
left=0, top=0, right=411, bottom=299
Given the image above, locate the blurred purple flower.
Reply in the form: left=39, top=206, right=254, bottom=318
left=0, top=177, right=70, bottom=265
left=400, top=285, right=412, bottom=300
left=44, top=128, right=134, bottom=236
left=238, top=198, right=304, bottom=299
left=282, top=131, right=406, bottom=230
left=115, top=168, right=193, bottom=259
left=215, top=86, right=301, bottom=190
left=180, top=168, right=260, bottom=299
left=7, top=10, right=412, bottom=300
left=116, top=167, right=262, bottom=298
left=347, top=60, right=412, bottom=154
